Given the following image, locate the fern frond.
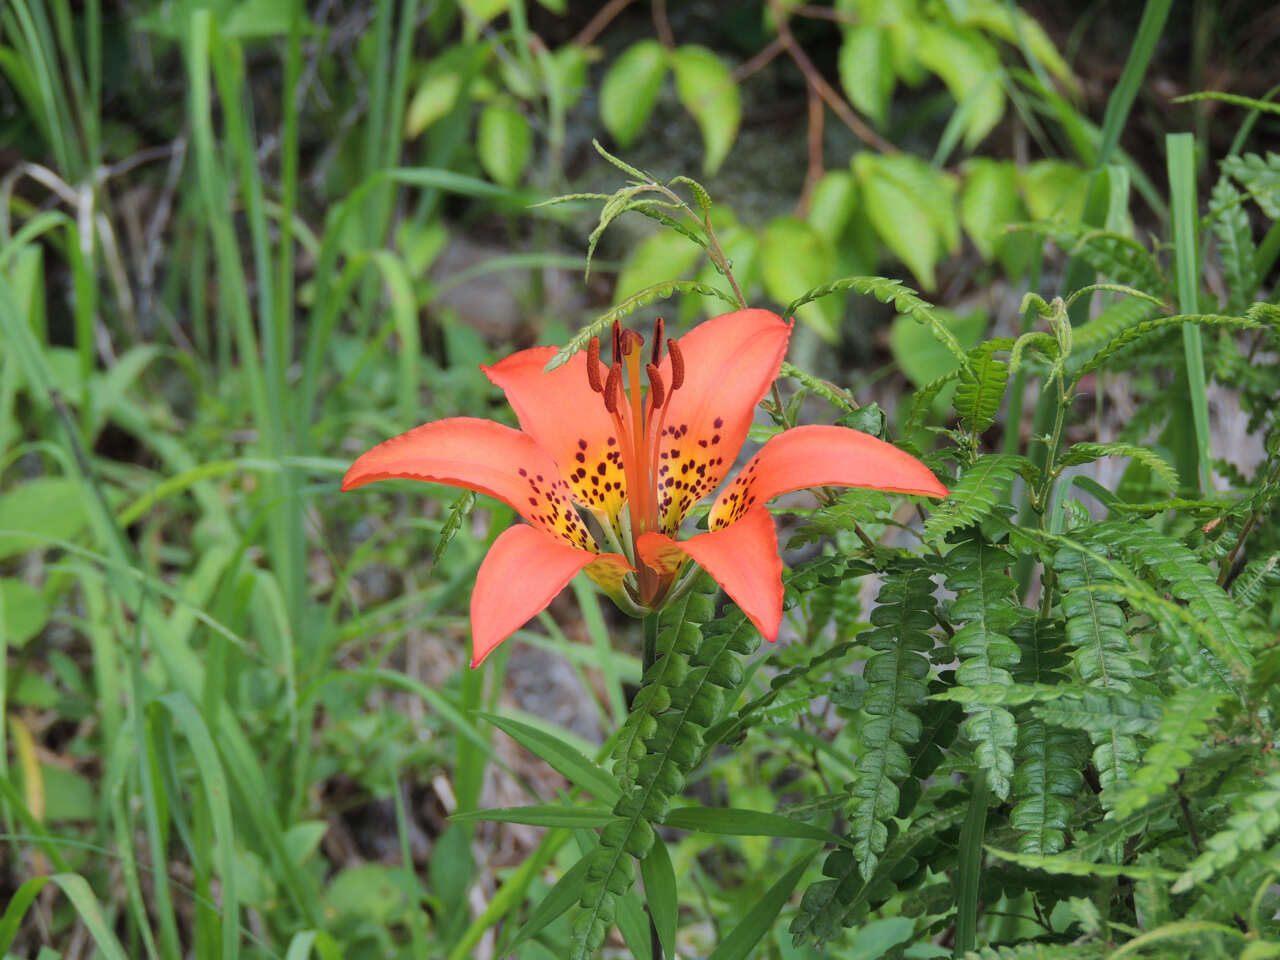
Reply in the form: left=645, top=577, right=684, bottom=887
left=1171, top=770, right=1280, bottom=893
left=925, top=455, right=1034, bottom=544
left=961, top=943, right=1107, bottom=959
left=1059, top=442, right=1178, bottom=492
left=783, top=276, right=970, bottom=372
left=1071, top=313, right=1260, bottom=384
left=1232, top=551, right=1280, bottom=608
left=1011, top=719, right=1084, bottom=854
left=1052, top=539, right=1148, bottom=794
left=1094, top=522, right=1253, bottom=682
left=792, top=805, right=966, bottom=944
left=1108, top=687, right=1226, bottom=819
left=1071, top=295, right=1161, bottom=355
left=846, top=561, right=939, bottom=878
left=1065, top=229, right=1165, bottom=293
left=1223, top=151, right=1280, bottom=219
left=944, top=535, right=1022, bottom=800
left=1209, top=175, right=1259, bottom=314
left=610, top=587, right=716, bottom=784
left=906, top=367, right=963, bottom=432
left=572, top=591, right=760, bottom=958
left=955, top=341, right=1010, bottom=433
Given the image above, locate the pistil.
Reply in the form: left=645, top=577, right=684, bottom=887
left=585, top=319, right=686, bottom=608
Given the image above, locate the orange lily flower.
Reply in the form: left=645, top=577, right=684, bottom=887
left=343, top=309, right=947, bottom=666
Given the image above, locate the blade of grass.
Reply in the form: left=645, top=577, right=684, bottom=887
left=1167, top=132, right=1212, bottom=494
left=953, top=768, right=990, bottom=957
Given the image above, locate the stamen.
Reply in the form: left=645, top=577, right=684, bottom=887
left=667, top=338, right=685, bottom=390
left=611, top=322, right=622, bottom=364
left=651, top=317, right=665, bottom=366
left=603, top=364, right=622, bottom=414
left=586, top=337, right=603, bottom=393
left=646, top=363, right=665, bottom=409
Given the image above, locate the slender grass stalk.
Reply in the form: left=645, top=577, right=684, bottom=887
left=953, top=768, right=990, bottom=957
left=1167, top=133, right=1213, bottom=493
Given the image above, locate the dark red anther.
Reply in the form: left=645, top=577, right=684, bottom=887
left=667, top=338, right=685, bottom=390
left=646, top=363, right=665, bottom=408
left=651, top=317, right=665, bottom=366
left=611, top=321, right=622, bottom=364
left=603, top=364, right=622, bottom=414
left=586, top=337, right=603, bottom=393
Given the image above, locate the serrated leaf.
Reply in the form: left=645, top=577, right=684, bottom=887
left=916, top=25, right=1004, bottom=149
left=855, top=153, right=958, bottom=290
left=1172, top=770, right=1280, bottom=893
left=1020, top=160, right=1088, bottom=224
left=600, top=41, right=667, bottom=148
left=670, top=45, right=741, bottom=175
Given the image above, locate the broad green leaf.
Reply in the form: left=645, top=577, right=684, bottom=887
left=405, top=72, right=462, bottom=139
left=959, top=0, right=1075, bottom=89
left=458, top=0, right=508, bottom=24
left=917, top=25, right=1004, bottom=149
left=326, top=864, right=419, bottom=923
left=0, top=578, right=48, bottom=647
left=838, top=25, right=894, bottom=127
left=0, top=478, right=88, bottom=561
left=40, top=765, right=95, bottom=821
left=890, top=307, right=987, bottom=388
left=477, top=104, right=531, bottom=188
left=759, top=216, right=840, bottom=340
left=671, top=45, right=741, bottom=175
left=854, top=152, right=958, bottom=290
left=600, top=40, right=667, bottom=148
left=960, top=158, right=1022, bottom=261
left=1021, top=160, right=1089, bottom=224
left=806, top=170, right=859, bottom=246
left=615, top=229, right=704, bottom=303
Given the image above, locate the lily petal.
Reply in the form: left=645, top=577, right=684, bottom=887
left=655, top=309, right=792, bottom=535
left=471, top=524, right=629, bottom=667
left=484, top=346, right=630, bottom=522
left=709, top=424, right=949, bottom=529
left=637, top=507, right=784, bottom=642
left=342, top=417, right=597, bottom=551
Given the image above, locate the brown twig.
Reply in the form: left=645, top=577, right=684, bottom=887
left=731, top=34, right=784, bottom=82
left=767, top=0, right=896, bottom=154
left=797, top=83, right=824, bottom=216
left=652, top=0, right=675, bottom=49
left=571, top=0, right=635, bottom=47
left=793, top=3, right=860, bottom=25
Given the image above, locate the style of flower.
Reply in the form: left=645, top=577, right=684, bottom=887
left=343, top=309, right=947, bottom=666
